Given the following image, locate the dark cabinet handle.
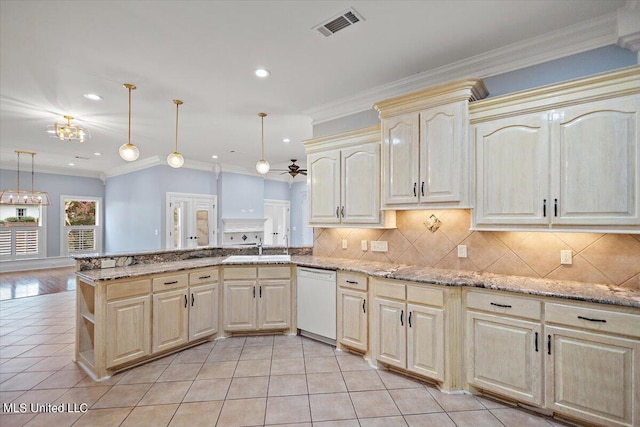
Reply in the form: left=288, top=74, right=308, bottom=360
left=421, top=181, right=424, bottom=197
left=164, top=280, right=178, bottom=285
left=578, top=315, right=606, bottom=323
left=191, top=293, right=195, bottom=307
left=259, top=286, right=262, bottom=298
left=198, top=275, right=211, bottom=280
left=336, top=206, right=340, bottom=218
left=408, top=311, right=412, bottom=328
left=362, top=299, right=366, bottom=314
left=547, top=334, right=552, bottom=355
left=535, top=332, right=538, bottom=352
left=346, top=280, right=359, bottom=284
left=253, top=286, right=256, bottom=298
left=400, top=310, right=404, bottom=326
left=184, top=294, right=188, bottom=308
left=543, top=199, right=547, bottom=217
left=554, top=198, right=558, bottom=217
left=341, top=206, right=344, bottom=218
left=413, top=183, right=417, bottom=197
left=490, top=302, right=512, bottom=308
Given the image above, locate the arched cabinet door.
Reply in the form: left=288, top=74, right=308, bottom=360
left=382, top=112, right=420, bottom=205
left=307, top=150, right=341, bottom=224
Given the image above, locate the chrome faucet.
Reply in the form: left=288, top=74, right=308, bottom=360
left=257, top=238, right=263, bottom=255
left=284, top=234, right=289, bottom=255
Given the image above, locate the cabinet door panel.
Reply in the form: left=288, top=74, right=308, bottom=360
left=375, top=298, right=406, bottom=369
left=553, top=96, right=639, bottom=225
left=342, top=143, right=380, bottom=223
left=258, top=280, right=290, bottom=330
left=152, top=289, right=188, bottom=354
left=546, top=326, right=638, bottom=427
left=407, top=304, right=444, bottom=381
left=308, top=151, right=341, bottom=224
left=223, top=281, right=257, bottom=331
left=466, top=311, right=542, bottom=406
left=419, top=103, right=464, bottom=203
left=189, top=283, right=219, bottom=341
left=383, top=113, right=420, bottom=205
left=474, top=114, right=549, bottom=226
left=338, top=288, right=368, bottom=352
left=106, top=295, right=151, bottom=368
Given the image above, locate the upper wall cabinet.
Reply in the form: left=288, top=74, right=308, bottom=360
left=304, top=125, right=396, bottom=228
left=374, top=79, right=488, bottom=210
left=471, top=66, right=640, bottom=233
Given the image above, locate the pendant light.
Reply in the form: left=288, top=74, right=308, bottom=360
left=0, top=151, right=50, bottom=205
left=118, top=83, right=140, bottom=162
left=167, top=100, right=185, bottom=168
left=255, top=112, right=270, bottom=174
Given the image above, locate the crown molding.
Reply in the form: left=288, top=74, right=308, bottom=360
left=217, top=162, right=297, bottom=183
left=304, top=12, right=619, bottom=124
left=0, top=160, right=104, bottom=179
left=103, top=156, right=218, bottom=178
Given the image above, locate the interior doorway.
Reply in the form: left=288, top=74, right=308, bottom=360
left=264, top=199, right=290, bottom=246
left=166, top=193, right=217, bottom=249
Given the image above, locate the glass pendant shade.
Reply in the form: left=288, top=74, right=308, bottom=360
left=119, top=143, right=139, bottom=161
left=256, top=159, right=270, bottom=174
left=167, top=152, right=184, bottom=168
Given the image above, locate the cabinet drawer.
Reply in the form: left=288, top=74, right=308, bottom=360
left=374, top=279, right=406, bottom=300
left=259, top=266, right=291, bottom=279
left=152, top=273, right=188, bottom=292
left=189, top=268, right=219, bottom=286
left=407, top=284, right=443, bottom=307
left=224, top=267, right=257, bottom=280
left=337, top=271, right=367, bottom=291
left=106, top=279, right=151, bottom=300
left=546, top=303, right=640, bottom=338
left=466, top=290, right=541, bottom=320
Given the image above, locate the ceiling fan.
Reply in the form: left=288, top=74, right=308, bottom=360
left=272, top=159, right=307, bottom=178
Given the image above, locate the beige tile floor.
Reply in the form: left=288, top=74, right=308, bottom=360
left=0, top=291, right=570, bottom=427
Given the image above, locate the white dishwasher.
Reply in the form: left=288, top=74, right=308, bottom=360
left=296, top=267, right=337, bottom=344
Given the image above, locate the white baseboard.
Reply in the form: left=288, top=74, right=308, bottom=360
left=0, top=257, right=75, bottom=273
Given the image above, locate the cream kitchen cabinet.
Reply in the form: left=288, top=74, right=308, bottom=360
left=188, top=268, right=220, bottom=341
left=337, top=271, right=368, bottom=353
left=544, top=302, right=640, bottom=427
left=465, top=289, right=543, bottom=406
left=472, top=67, right=640, bottom=232
left=372, top=278, right=448, bottom=386
left=374, top=79, right=487, bottom=209
left=304, top=125, right=395, bottom=228
left=223, top=265, right=291, bottom=332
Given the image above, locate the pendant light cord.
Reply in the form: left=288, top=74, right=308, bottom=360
left=31, top=153, right=34, bottom=197
left=128, top=86, right=132, bottom=145
left=261, top=115, right=265, bottom=159
left=16, top=151, right=20, bottom=195
left=175, top=102, right=179, bottom=152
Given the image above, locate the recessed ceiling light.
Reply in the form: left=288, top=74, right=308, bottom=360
left=255, top=68, right=270, bottom=78
left=93, top=152, right=102, bottom=156
left=283, top=138, right=290, bottom=143
left=212, top=155, right=218, bottom=159
left=68, top=163, right=75, bottom=166
left=84, top=93, right=103, bottom=101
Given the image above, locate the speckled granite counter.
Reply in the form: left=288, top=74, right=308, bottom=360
left=76, top=254, right=640, bottom=308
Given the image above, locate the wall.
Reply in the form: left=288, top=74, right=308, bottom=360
left=218, top=172, right=265, bottom=221
left=290, top=181, right=313, bottom=246
left=0, top=169, right=105, bottom=258
left=264, top=179, right=290, bottom=201
left=314, top=210, right=640, bottom=289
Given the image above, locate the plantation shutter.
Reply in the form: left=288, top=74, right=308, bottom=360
left=15, top=229, right=38, bottom=255
left=67, top=228, right=96, bottom=252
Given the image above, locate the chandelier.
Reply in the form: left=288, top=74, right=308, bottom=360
left=47, top=115, right=90, bottom=143
left=0, top=151, right=51, bottom=205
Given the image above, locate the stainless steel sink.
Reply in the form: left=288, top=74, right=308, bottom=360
left=222, top=255, right=291, bottom=264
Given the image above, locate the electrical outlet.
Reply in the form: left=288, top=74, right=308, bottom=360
left=361, top=240, right=368, bottom=251
left=371, top=241, right=388, bottom=252
left=101, top=259, right=116, bottom=269
left=560, top=250, right=572, bottom=265
left=342, top=239, right=348, bottom=249
left=457, top=245, right=467, bottom=258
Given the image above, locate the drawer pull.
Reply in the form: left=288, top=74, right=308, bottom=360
left=362, top=299, right=366, bottom=314
left=547, top=334, right=552, bottom=355
left=578, top=315, right=606, bottom=323
left=198, top=275, right=211, bottom=280
left=346, top=280, right=359, bottom=285
left=490, top=302, right=512, bottom=308
left=400, top=310, right=404, bottom=326
left=164, top=280, right=179, bottom=285
left=534, top=332, right=538, bottom=352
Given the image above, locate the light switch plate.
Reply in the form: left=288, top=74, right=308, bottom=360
left=361, top=240, right=368, bottom=251
left=342, top=239, right=348, bottom=249
left=457, top=245, right=467, bottom=258
left=371, top=241, right=388, bottom=252
left=101, top=259, right=116, bottom=269
left=560, top=250, right=572, bottom=265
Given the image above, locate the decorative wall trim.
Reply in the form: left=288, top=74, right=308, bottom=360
left=0, top=256, right=75, bottom=273
left=304, top=12, right=619, bottom=124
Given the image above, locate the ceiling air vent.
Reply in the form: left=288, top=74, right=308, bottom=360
left=314, top=8, right=364, bottom=37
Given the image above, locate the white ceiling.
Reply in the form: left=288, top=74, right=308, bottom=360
left=0, top=0, right=627, bottom=179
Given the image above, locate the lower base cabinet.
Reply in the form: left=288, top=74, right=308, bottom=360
left=106, top=294, right=151, bottom=368
left=152, top=288, right=189, bottom=353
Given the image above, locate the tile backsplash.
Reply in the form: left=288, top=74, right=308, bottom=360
left=313, top=210, right=640, bottom=290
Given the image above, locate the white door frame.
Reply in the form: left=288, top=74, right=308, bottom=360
left=166, top=192, right=217, bottom=249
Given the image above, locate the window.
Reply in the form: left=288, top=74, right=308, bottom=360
left=0, top=204, right=46, bottom=260
left=61, top=197, right=102, bottom=255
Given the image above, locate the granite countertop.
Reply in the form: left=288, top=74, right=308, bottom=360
left=76, top=255, right=640, bottom=309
